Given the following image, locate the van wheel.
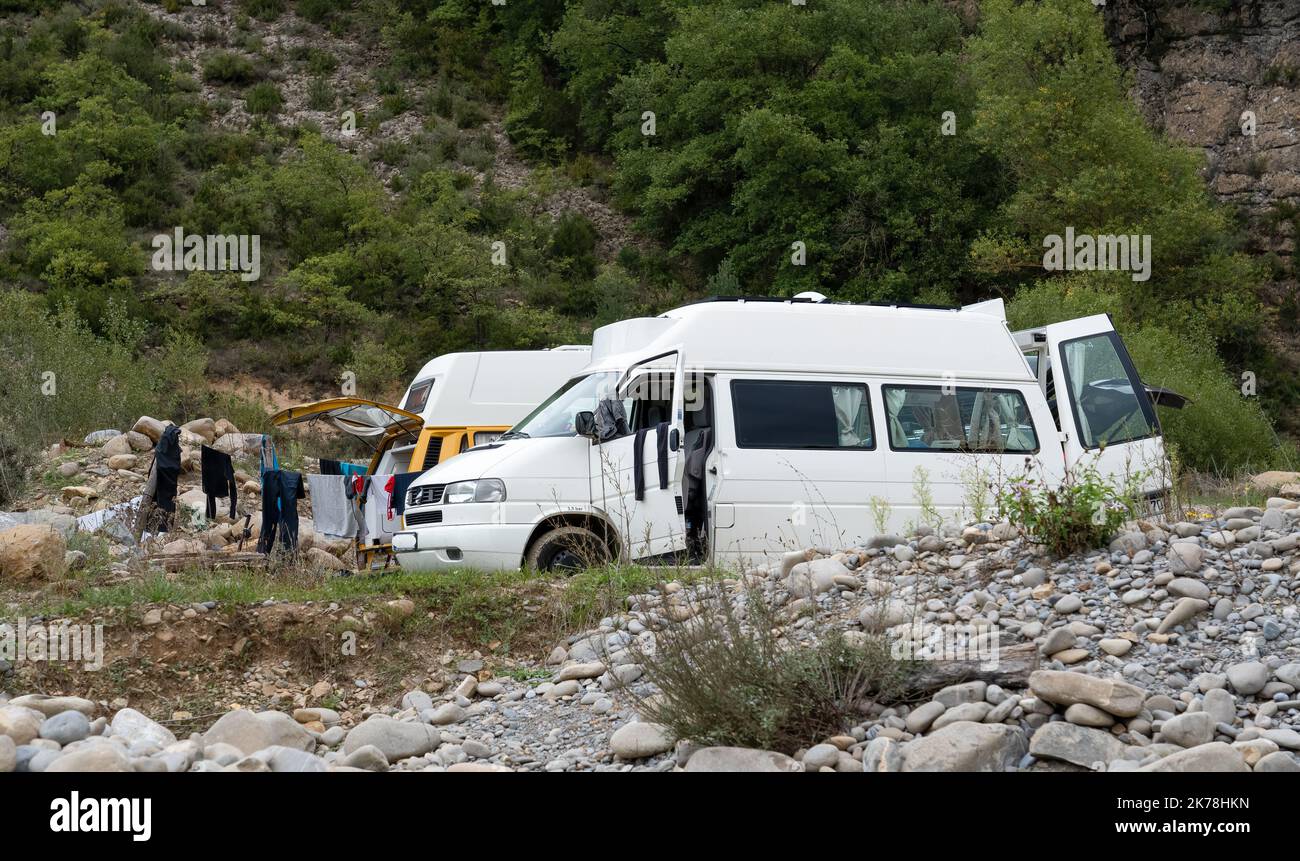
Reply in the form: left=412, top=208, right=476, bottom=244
left=526, top=526, right=608, bottom=573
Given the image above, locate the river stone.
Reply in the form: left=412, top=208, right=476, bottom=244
left=1064, top=703, right=1115, bottom=727
left=900, top=721, right=1026, bottom=772
left=610, top=722, right=674, bottom=759
left=1254, top=752, right=1300, bottom=772
left=684, top=747, right=803, bottom=772
left=0, top=706, right=43, bottom=745
left=40, top=711, right=90, bottom=746
left=905, top=701, right=948, bottom=734
left=1029, top=670, right=1145, bottom=717
left=1226, top=662, right=1269, bottom=696
left=1156, top=598, right=1209, bottom=634
left=1042, top=626, right=1076, bottom=656
left=1137, top=742, right=1249, bottom=772
left=342, top=717, right=438, bottom=761
left=862, top=737, right=903, bottom=772
left=1202, top=688, right=1236, bottom=725
left=341, top=744, right=390, bottom=771
left=1161, top=712, right=1215, bottom=748
left=110, top=708, right=176, bottom=749
left=44, top=741, right=131, bottom=773
left=202, top=709, right=314, bottom=755
left=802, top=743, right=841, bottom=770
left=1054, top=595, right=1083, bottom=615
left=0, top=736, right=15, bottom=773
left=1168, top=578, right=1211, bottom=600
left=7, top=695, right=96, bottom=718
left=1029, top=721, right=1127, bottom=768
left=1166, top=542, right=1203, bottom=575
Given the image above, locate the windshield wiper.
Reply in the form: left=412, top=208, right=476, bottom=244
left=498, top=431, right=529, bottom=440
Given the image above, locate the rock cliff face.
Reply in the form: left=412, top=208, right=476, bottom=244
left=1104, top=0, right=1300, bottom=255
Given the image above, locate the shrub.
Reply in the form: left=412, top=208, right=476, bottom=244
left=997, top=456, right=1142, bottom=556
left=202, top=51, right=258, bottom=84
left=632, top=584, right=916, bottom=752
left=245, top=81, right=283, bottom=115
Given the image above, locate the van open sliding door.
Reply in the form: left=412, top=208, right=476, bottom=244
left=1040, top=315, right=1169, bottom=506
left=589, top=350, right=688, bottom=562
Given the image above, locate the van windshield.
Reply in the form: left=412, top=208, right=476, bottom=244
left=507, top=372, right=618, bottom=438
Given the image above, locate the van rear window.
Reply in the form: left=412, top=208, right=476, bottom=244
left=883, top=385, right=1038, bottom=453
left=731, top=380, right=873, bottom=450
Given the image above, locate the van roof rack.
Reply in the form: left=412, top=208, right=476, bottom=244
left=692, top=295, right=958, bottom=312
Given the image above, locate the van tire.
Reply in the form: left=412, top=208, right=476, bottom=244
left=525, top=526, right=609, bottom=573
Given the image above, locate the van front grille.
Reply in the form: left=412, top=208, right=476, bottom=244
left=408, top=484, right=444, bottom=508
left=404, top=510, right=443, bottom=526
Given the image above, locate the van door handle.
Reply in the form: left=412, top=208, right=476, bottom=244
left=708, top=466, right=717, bottom=474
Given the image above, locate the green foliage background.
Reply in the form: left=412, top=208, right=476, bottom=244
left=0, top=0, right=1293, bottom=495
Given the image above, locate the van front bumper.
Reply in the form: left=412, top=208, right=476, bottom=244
left=392, top=522, right=533, bottom=571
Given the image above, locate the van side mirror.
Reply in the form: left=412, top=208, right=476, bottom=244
left=575, top=411, right=596, bottom=438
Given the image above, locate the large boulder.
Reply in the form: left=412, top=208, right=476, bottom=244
left=213, top=433, right=263, bottom=456
left=101, top=434, right=134, bottom=457
left=1029, top=670, right=1145, bottom=718
left=131, top=416, right=166, bottom=443
left=901, top=721, right=1027, bottom=772
left=181, top=418, right=217, bottom=444
left=0, top=524, right=67, bottom=583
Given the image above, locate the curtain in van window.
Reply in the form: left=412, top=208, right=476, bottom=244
left=969, top=390, right=1000, bottom=450
left=884, top=388, right=908, bottom=448
left=830, top=385, right=869, bottom=447
left=1061, top=334, right=1156, bottom=448
left=1062, top=340, right=1094, bottom=443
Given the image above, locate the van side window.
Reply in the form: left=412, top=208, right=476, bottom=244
left=883, top=385, right=1038, bottom=453
left=731, top=380, right=874, bottom=450
left=403, top=379, right=433, bottom=414
left=1057, top=332, right=1158, bottom=449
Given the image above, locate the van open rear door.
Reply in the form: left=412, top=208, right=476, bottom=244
left=1027, top=315, right=1169, bottom=509
left=270, top=398, right=425, bottom=460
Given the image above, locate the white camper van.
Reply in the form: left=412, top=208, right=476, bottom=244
left=391, top=298, right=1172, bottom=572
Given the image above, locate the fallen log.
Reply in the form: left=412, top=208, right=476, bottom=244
left=905, top=641, right=1039, bottom=695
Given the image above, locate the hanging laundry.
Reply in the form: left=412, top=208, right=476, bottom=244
left=200, top=445, right=238, bottom=520
left=259, top=434, right=279, bottom=476
left=306, top=473, right=358, bottom=538
left=390, top=472, right=422, bottom=517
left=256, top=469, right=306, bottom=554
left=352, top=475, right=370, bottom=542
left=319, top=458, right=343, bottom=476
left=633, top=422, right=671, bottom=501
left=339, top=462, right=368, bottom=478
left=146, top=424, right=182, bottom=532
left=363, top=474, right=396, bottom=543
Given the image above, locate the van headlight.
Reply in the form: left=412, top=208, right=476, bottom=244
left=443, top=478, right=506, bottom=504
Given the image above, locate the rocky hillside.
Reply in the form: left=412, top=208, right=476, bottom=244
left=1104, top=0, right=1300, bottom=371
